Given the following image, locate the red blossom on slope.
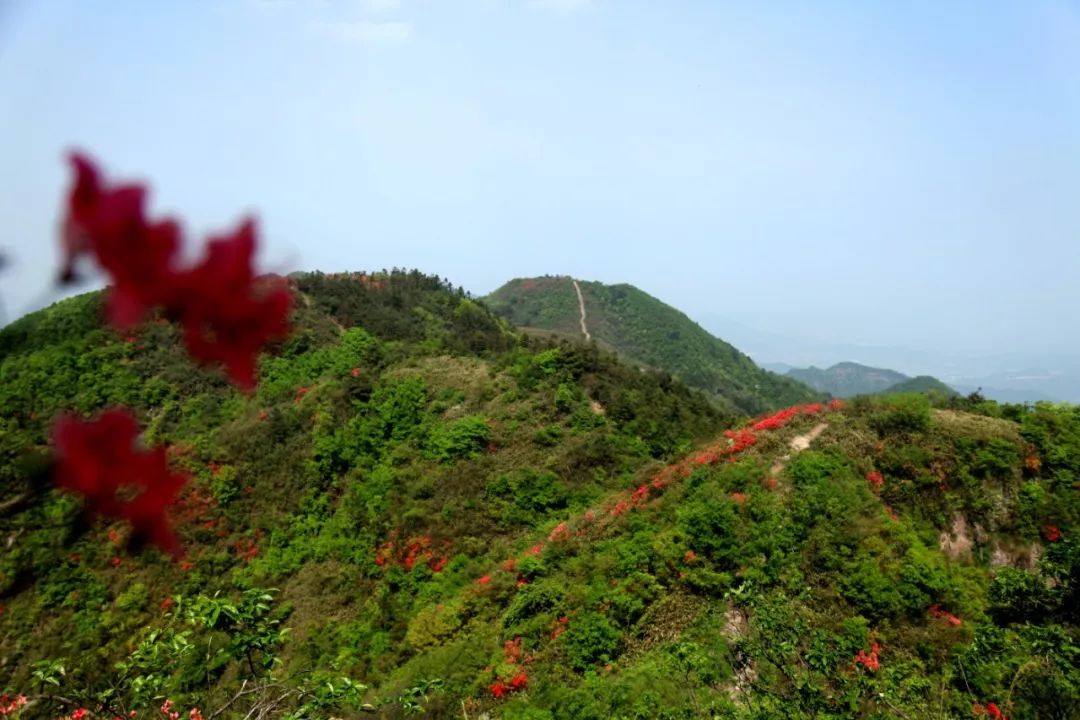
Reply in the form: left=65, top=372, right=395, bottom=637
left=928, top=604, right=963, bottom=626
left=1044, top=524, right=1062, bottom=542
left=973, top=701, right=1008, bottom=719
left=853, top=641, right=881, bottom=671
left=53, top=408, right=188, bottom=557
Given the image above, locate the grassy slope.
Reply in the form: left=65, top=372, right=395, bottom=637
left=484, top=277, right=820, bottom=415
left=1, top=274, right=1078, bottom=719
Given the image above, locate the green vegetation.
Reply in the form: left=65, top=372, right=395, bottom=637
left=485, top=276, right=820, bottom=415
left=1, top=273, right=1078, bottom=719
left=786, top=361, right=909, bottom=397
left=886, top=374, right=959, bottom=398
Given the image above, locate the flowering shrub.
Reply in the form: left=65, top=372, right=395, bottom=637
left=928, top=604, right=963, bottom=626
left=0, top=695, right=28, bottom=716
left=972, top=701, right=1008, bottom=719
left=866, top=470, right=884, bottom=490
left=853, top=641, right=881, bottom=671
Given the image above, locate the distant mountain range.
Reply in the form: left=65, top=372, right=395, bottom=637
left=484, top=276, right=820, bottom=415
left=782, top=361, right=955, bottom=398
left=701, top=314, right=1070, bottom=403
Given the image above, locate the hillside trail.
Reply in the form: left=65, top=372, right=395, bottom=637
left=768, top=422, right=828, bottom=477
left=571, top=279, right=591, bottom=342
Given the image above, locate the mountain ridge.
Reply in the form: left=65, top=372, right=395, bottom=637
left=0, top=270, right=1077, bottom=718
left=484, top=275, right=821, bottom=415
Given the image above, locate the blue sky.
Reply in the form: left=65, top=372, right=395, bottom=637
left=1, top=0, right=1079, bottom=361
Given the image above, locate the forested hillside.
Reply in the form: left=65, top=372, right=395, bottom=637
left=1, top=272, right=1078, bottom=719
left=484, top=276, right=819, bottom=415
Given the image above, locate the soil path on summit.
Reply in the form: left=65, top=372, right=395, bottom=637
left=571, top=278, right=591, bottom=343
left=768, top=422, right=829, bottom=477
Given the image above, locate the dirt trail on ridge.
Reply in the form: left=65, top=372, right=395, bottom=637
left=769, top=422, right=829, bottom=477
left=571, top=279, right=591, bottom=342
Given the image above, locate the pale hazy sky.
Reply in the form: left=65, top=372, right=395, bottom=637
left=1, top=0, right=1079, bottom=358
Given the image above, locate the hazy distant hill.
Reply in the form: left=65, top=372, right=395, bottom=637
left=786, top=361, right=909, bottom=397
left=783, top=361, right=957, bottom=398
left=886, top=374, right=958, bottom=396
left=484, top=276, right=820, bottom=415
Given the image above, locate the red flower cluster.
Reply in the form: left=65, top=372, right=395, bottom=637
left=1044, top=525, right=1062, bottom=542
left=504, top=636, right=523, bottom=664
left=866, top=470, right=884, bottom=490
left=972, top=701, right=1008, bottom=719
left=53, top=409, right=188, bottom=557
left=853, top=641, right=881, bottom=671
left=374, top=532, right=452, bottom=572
left=0, top=694, right=28, bottom=716
left=929, top=604, right=963, bottom=626
left=489, top=671, right=528, bottom=698
left=60, top=153, right=292, bottom=389
left=723, top=429, right=759, bottom=453
left=550, top=615, right=570, bottom=640
left=750, top=403, right=827, bottom=432
left=548, top=522, right=569, bottom=542
left=730, top=492, right=748, bottom=505
left=232, top=532, right=261, bottom=562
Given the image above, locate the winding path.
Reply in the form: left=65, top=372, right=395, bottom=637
left=572, top=279, right=591, bottom=343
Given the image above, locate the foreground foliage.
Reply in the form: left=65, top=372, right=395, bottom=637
left=1, top=275, right=1078, bottom=719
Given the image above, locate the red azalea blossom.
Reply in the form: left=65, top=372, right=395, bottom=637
left=502, top=558, right=517, bottom=573
left=351, top=367, right=361, bottom=377
left=508, top=671, right=528, bottom=691
left=683, top=550, right=697, bottom=562
left=61, top=153, right=293, bottom=388
left=429, top=555, right=449, bottom=572
left=853, top=641, right=881, bottom=671
left=631, top=483, right=650, bottom=504
left=526, top=542, right=544, bottom=557
left=478, top=575, right=491, bottom=586
left=53, top=408, right=188, bottom=558
left=489, top=680, right=508, bottom=698
left=730, top=492, right=748, bottom=505
left=61, top=153, right=184, bottom=327
left=0, top=695, right=28, bottom=716
left=1044, top=524, right=1062, bottom=542
left=928, top=604, right=963, bottom=626
left=504, top=637, right=523, bottom=664
left=548, top=522, right=569, bottom=541
left=866, top=470, right=884, bottom=489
